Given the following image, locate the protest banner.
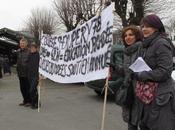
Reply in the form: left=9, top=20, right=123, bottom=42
left=39, top=5, right=113, bottom=83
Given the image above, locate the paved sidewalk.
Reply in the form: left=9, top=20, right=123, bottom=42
left=0, top=72, right=126, bottom=130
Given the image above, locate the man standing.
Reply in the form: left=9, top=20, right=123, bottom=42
left=17, top=38, right=31, bottom=106
left=27, top=44, right=39, bottom=109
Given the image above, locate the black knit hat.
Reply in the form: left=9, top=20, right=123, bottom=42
left=141, top=14, right=165, bottom=33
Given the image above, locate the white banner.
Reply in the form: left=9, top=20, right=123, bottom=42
left=39, top=5, right=113, bottom=83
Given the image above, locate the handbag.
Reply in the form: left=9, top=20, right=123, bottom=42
left=115, top=84, right=134, bottom=107
left=135, top=81, right=158, bottom=104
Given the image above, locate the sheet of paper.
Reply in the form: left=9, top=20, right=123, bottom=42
left=129, top=57, right=152, bottom=72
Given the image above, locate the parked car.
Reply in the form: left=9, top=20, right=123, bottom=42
left=84, top=43, right=124, bottom=96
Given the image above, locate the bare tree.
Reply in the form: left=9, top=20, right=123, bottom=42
left=53, top=0, right=174, bottom=31
left=144, top=0, right=167, bottom=16
left=53, top=0, right=74, bottom=31
left=53, top=0, right=103, bottom=31
left=111, top=0, right=175, bottom=28
left=170, top=19, right=175, bottom=32
left=25, top=8, right=58, bottom=44
left=111, top=0, right=145, bottom=26
left=144, top=0, right=175, bottom=32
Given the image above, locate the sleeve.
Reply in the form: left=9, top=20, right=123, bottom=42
left=137, top=40, right=173, bottom=82
left=36, top=53, right=40, bottom=68
left=114, top=65, right=125, bottom=76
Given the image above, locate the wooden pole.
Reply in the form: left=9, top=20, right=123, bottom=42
left=100, top=0, right=112, bottom=129
left=100, top=69, right=109, bottom=130
left=100, top=0, right=110, bottom=129
left=38, top=78, right=41, bottom=112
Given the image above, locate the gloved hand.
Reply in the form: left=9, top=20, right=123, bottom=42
left=132, top=72, right=141, bottom=80
left=132, top=71, right=148, bottom=82
left=106, top=62, right=124, bottom=76
left=106, top=62, right=115, bottom=69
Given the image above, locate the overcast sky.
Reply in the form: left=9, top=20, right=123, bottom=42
left=1, top=0, right=175, bottom=32
left=0, top=0, right=53, bottom=30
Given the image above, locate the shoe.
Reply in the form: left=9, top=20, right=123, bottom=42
left=19, top=103, right=26, bottom=106
left=24, top=103, right=31, bottom=107
left=31, top=106, right=38, bottom=109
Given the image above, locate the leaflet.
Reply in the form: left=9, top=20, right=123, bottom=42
left=129, top=57, right=151, bottom=72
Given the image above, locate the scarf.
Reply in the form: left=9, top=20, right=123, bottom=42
left=142, top=31, right=160, bottom=48
left=124, top=41, right=142, bottom=56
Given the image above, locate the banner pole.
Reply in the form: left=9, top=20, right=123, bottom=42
left=38, top=78, right=41, bottom=112
left=38, top=30, right=43, bottom=112
left=100, top=0, right=110, bottom=129
left=100, top=68, right=109, bottom=130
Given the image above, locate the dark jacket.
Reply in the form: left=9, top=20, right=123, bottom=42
left=27, top=52, right=39, bottom=79
left=137, top=32, right=175, bottom=130
left=121, top=41, right=142, bottom=125
left=16, top=48, right=29, bottom=77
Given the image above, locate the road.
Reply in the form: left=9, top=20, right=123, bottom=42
left=0, top=72, right=126, bottom=130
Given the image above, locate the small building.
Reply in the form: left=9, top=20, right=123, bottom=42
left=0, top=28, right=34, bottom=65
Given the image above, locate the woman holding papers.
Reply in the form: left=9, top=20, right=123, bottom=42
left=114, top=25, right=142, bottom=130
left=133, top=14, right=175, bottom=130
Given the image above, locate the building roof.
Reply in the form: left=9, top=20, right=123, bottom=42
left=0, top=27, right=34, bottom=43
left=0, top=28, right=34, bottom=56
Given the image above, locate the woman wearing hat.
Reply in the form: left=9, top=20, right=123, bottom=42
left=133, top=14, right=175, bottom=130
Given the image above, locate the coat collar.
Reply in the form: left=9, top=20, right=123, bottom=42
left=142, top=32, right=160, bottom=48
left=124, top=41, right=142, bottom=55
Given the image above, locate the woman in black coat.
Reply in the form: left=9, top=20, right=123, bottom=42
left=115, top=25, right=142, bottom=130
left=134, top=14, right=175, bottom=130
